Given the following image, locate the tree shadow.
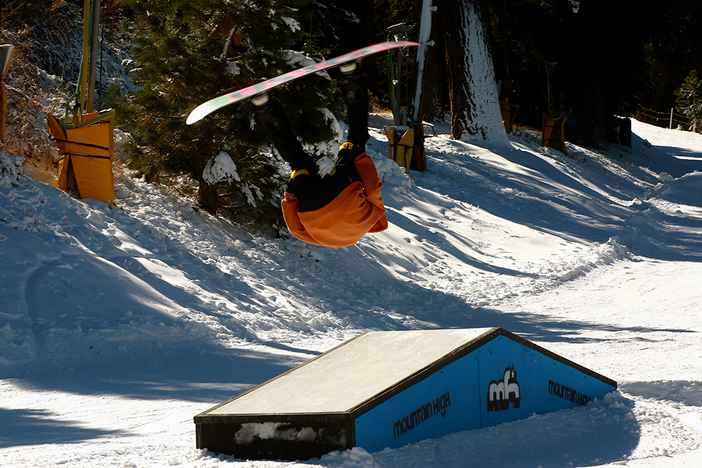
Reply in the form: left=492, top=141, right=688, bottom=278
left=0, top=408, right=124, bottom=448
left=418, top=135, right=702, bottom=261
left=620, top=380, right=702, bottom=407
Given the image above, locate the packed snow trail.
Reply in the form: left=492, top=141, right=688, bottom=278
left=1, top=118, right=701, bottom=467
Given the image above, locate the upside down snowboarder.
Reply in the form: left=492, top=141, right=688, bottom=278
left=251, top=61, right=388, bottom=247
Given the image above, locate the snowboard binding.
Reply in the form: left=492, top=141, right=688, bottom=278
left=336, top=61, right=368, bottom=107
left=250, top=93, right=286, bottom=133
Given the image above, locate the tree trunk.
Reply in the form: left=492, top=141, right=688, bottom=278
left=198, top=181, right=220, bottom=215
left=576, top=67, right=606, bottom=147
left=334, top=0, right=379, bottom=95
left=572, top=1, right=607, bottom=147
left=438, top=0, right=505, bottom=141
left=413, top=0, right=446, bottom=123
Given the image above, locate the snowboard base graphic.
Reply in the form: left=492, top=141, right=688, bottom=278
left=186, top=41, right=419, bottom=125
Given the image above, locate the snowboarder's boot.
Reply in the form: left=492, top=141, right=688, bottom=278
left=337, top=61, right=368, bottom=107
left=251, top=93, right=293, bottom=135
left=337, top=62, right=370, bottom=149
left=251, top=93, right=317, bottom=177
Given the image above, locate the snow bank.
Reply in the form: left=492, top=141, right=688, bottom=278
left=648, top=171, right=702, bottom=207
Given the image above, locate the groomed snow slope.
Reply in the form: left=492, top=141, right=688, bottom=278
left=0, top=117, right=701, bottom=468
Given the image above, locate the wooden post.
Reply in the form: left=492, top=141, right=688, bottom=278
left=87, top=0, right=102, bottom=113
left=0, top=44, right=15, bottom=142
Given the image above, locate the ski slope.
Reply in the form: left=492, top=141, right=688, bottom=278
left=0, top=117, right=701, bottom=467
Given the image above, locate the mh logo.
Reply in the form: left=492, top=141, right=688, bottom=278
left=487, top=366, right=521, bottom=411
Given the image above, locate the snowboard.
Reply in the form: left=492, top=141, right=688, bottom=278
left=186, top=41, right=419, bottom=125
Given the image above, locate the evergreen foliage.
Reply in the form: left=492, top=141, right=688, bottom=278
left=675, top=70, right=701, bottom=132
left=113, top=0, right=340, bottom=232
left=646, top=0, right=702, bottom=111
left=299, top=1, right=357, bottom=53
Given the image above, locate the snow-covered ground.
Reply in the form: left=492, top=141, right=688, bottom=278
left=1, top=117, right=701, bottom=468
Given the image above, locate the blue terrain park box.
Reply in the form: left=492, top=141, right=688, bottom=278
left=195, top=328, right=616, bottom=460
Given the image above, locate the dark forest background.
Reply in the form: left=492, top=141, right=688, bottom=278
left=318, top=0, right=702, bottom=145
left=3, top=0, right=701, bottom=229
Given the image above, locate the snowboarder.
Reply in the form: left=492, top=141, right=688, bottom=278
left=251, top=61, right=388, bottom=248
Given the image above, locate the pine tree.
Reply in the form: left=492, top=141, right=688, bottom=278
left=675, top=70, right=702, bottom=132
left=114, top=0, right=340, bottom=232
